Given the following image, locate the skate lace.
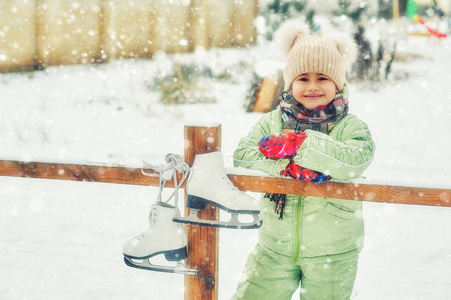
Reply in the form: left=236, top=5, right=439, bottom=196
left=141, top=153, right=190, bottom=207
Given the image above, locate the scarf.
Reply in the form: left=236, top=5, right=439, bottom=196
left=279, top=90, right=349, bottom=133
left=267, top=88, right=349, bottom=219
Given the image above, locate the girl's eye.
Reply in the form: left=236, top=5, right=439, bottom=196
left=298, top=77, right=308, bottom=82
left=318, top=77, right=329, bottom=81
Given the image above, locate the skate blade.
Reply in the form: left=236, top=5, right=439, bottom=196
left=173, top=209, right=262, bottom=229
left=186, top=194, right=260, bottom=215
left=123, top=256, right=198, bottom=275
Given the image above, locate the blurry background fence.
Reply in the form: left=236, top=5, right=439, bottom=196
left=0, top=0, right=258, bottom=72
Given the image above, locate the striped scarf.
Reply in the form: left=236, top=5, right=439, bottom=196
left=279, top=90, right=349, bottom=133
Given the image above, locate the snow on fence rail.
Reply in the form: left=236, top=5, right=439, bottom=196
left=0, top=0, right=258, bottom=72
left=1, top=124, right=450, bottom=300
left=0, top=160, right=450, bottom=207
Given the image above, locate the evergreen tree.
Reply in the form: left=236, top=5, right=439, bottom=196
left=261, top=0, right=314, bottom=40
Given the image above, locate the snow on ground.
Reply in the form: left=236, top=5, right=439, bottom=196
left=0, top=34, right=450, bottom=299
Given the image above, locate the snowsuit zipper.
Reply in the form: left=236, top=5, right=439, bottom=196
left=292, top=196, right=303, bottom=263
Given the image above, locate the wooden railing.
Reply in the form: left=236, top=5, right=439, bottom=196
left=0, top=124, right=450, bottom=300
left=1, top=158, right=450, bottom=207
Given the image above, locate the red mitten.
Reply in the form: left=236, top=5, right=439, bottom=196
left=281, top=160, right=330, bottom=183
left=258, top=132, right=306, bottom=159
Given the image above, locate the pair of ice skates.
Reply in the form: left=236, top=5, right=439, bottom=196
left=123, top=152, right=261, bottom=275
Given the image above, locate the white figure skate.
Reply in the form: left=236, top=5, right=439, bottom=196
left=123, top=154, right=197, bottom=275
left=173, top=151, right=262, bottom=229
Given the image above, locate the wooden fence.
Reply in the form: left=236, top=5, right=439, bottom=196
left=0, top=124, right=450, bottom=300
left=0, top=0, right=258, bottom=72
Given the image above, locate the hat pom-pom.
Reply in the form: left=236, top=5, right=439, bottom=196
left=274, top=19, right=311, bottom=55
left=333, top=34, right=358, bottom=68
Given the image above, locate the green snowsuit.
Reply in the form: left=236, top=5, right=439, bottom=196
left=232, top=109, right=375, bottom=299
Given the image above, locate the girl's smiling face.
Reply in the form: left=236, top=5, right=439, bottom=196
left=291, top=73, right=337, bottom=110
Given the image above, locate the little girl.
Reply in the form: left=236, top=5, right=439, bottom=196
left=231, top=19, right=375, bottom=299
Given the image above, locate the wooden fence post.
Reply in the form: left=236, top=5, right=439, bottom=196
left=184, top=124, right=221, bottom=300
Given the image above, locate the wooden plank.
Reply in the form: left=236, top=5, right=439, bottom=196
left=183, top=125, right=221, bottom=300
left=0, top=160, right=158, bottom=186
left=0, top=159, right=450, bottom=207
left=228, top=175, right=451, bottom=207
left=252, top=77, right=278, bottom=113
left=251, top=71, right=284, bottom=113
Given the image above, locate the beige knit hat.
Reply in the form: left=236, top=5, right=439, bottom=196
left=274, top=19, right=358, bottom=90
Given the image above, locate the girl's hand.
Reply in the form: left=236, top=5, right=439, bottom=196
left=258, top=132, right=306, bottom=159
left=281, top=160, right=330, bottom=183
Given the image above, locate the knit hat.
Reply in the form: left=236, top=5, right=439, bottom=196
left=274, top=19, right=357, bottom=90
